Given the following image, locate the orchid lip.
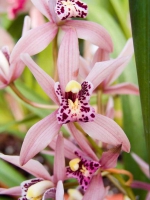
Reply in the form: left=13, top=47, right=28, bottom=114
left=55, top=0, right=88, bottom=20
left=54, top=80, right=95, bottom=124
left=66, top=151, right=100, bottom=191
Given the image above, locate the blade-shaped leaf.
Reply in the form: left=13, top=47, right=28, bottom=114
left=129, top=1, right=150, bottom=165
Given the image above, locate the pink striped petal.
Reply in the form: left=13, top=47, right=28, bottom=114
left=68, top=123, right=98, bottom=161
left=100, top=145, right=121, bottom=169
left=104, top=83, right=139, bottom=95
left=31, top=0, right=52, bottom=21
left=105, top=97, right=114, bottom=119
left=29, top=7, right=45, bottom=28
left=131, top=181, right=150, bottom=191
left=131, top=153, right=149, bottom=178
left=0, top=186, right=21, bottom=196
left=56, top=181, right=64, bottom=200
left=48, top=0, right=60, bottom=24
left=79, top=56, right=90, bottom=79
left=0, top=27, right=14, bottom=51
left=105, top=38, right=134, bottom=86
left=57, top=28, right=79, bottom=95
left=49, top=136, right=82, bottom=160
left=63, top=20, right=113, bottom=52
left=91, top=48, right=110, bottom=67
left=20, top=111, right=61, bottom=165
left=42, top=188, right=56, bottom=200
left=20, top=53, right=59, bottom=105
left=79, top=113, right=130, bottom=152
left=83, top=174, right=106, bottom=200
left=10, top=22, right=58, bottom=66
left=86, top=57, right=131, bottom=90
left=0, top=154, right=51, bottom=180
left=22, top=15, right=31, bottom=36
left=53, top=133, right=65, bottom=184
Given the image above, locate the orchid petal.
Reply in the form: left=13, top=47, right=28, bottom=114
left=83, top=174, right=106, bottom=200
left=131, top=181, right=150, bottom=191
left=0, top=50, right=9, bottom=78
left=0, top=69, right=7, bottom=84
left=131, top=153, right=149, bottom=178
left=79, top=113, right=130, bottom=152
left=56, top=181, right=64, bottom=200
left=105, top=38, right=134, bottom=86
left=79, top=56, right=90, bottom=79
left=48, top=0, right=60, bottom=23
left=104, top=83, right=139, bottom=95
left=86, top=56, right=131, bottom=90
left=42, top=188, right=56, bottom=200
left=105, top=97, right=114, bottom=119
left=20, top=53, right=59, bottom=105
left=100, top=145, right=121, bottom=169
left=53, top=133, right=65, bottom=184
left=50, top=136, right=77, bottom=158
left=22, top=16, right=31, bottom=36
left=68, top=123, right=98, bottom=161
left=57, top=28, right=79, bottom=95
left=63, top=20, right=113, bottom=52
left=0, top=82, right=7, bottom=89
left=20, top=111, right=61, bottom=165
left=146, top=192, right=150, bottom=200
left=50, top=136, right=83, bottom=160
left=10, top=22, right=58, bottom=64
left=29, top=7, right=45, bottom=28
left=91, top=48, right=110, bottom=67
left=0, top=154, right=51, bottom=180
left=0, top=27, right=14, bottom=51
left=0, top=186, right=21, bottom=196
left=31, top=0, right=52, bottom=21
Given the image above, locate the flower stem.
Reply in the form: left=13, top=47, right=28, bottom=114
left=9, top=82, right=58, bottom=109
left=105, top=168, right=133, bottom=186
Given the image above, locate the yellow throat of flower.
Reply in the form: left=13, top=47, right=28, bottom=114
left=65, top=80, right=81, bottom=93
left=61, top=0, right=74, bottom=7
left=69, top=158, right=81, bottom=171
left=26, top=180, right=54, bottom=200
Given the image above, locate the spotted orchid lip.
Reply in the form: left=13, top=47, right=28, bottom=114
left=66, top=151, right=100, bottom=191
left=54, top=81, right=95, bottom=124
left=55, top=0, right=88, bottom=20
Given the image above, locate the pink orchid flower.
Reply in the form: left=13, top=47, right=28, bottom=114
left=131, top=153, right=150, bottom=200
left=20, top=28, right=130, bottom=166
left=49, top=127, right=121, bottom=199
left=0, top=134, right=65, bottom=200
left=0, top=16, right=32, bottom=89
left=80, top=38, right=139, bottom=96
left=10, top=0, right=113, bottom=69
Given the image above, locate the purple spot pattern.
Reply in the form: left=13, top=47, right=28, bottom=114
left=18, top=178, right=43, bottom=200
left=54, top=81, right=95, bottom=124
left=55, top=0, right=88, bottom=20
left=66, top=151, right=100, bottom=191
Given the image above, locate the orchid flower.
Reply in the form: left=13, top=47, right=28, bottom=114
left=131, top=153, right=150, bottom=199
left=20, top=28, right=130, bottom=166
left=49, top=128, right=121, bottom=199
left=80, top=38, right=139, bottom=96
left=0, top=134, right=65, bottom=200
left=0, top=16, right=31, bottom=89
left=10, top=0, right=113, bottom=69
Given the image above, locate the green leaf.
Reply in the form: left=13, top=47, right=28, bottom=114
left=0, top=160, right=25, bottom=187
left=129, top=1, right=150, bottom=164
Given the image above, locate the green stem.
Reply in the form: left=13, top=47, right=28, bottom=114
left=9, top=82, right=58, bottom=109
